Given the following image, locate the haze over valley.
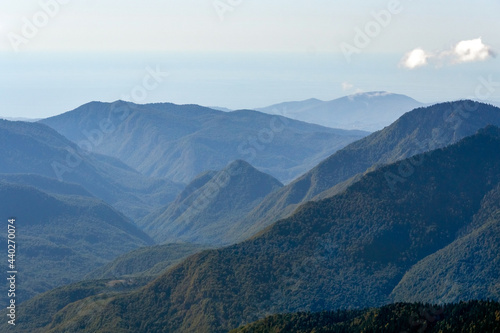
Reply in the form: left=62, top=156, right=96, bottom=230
left=1, top=0, right=499, bottom=331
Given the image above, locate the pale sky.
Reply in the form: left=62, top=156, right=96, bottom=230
left=1, top=0, right=499, bottom=117
left=2, top=0, right=500, bottom=53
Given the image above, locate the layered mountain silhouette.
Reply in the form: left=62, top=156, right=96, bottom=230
left=15, top=126, right=500, bottom=332
left=256, top=91, right=424, bottom=131
left=0, top=120, right=182, bottom=219
left=236, top=101, right=500, bottom=241
left=0, top=182, right=153, bottom=304
left=141, top=160, right=283, bottom=245
left=39, top=101, right=367, bottom=184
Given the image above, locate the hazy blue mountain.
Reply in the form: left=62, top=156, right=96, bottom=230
left=208, top=106, right=233, bottom=112
left=0, top=116, right=41, bottom=122
left=237, top=101, right=500, bottom=240
left=0, top=174, right=92, bottom=197
left=18, top=127, right=500, bottom=332
left=0, top=120, right=183, bottom=220
left=141, top=160, right=283, bottom=245
left=0, top=182, right=154, bottom=304
left=39, top=101, right=367, bottom=184
left=256, top=91, right=424, bottom=131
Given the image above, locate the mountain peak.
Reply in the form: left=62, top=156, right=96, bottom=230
left=141, top=160, right=283, bottom=245
left=224, top=159, right=255, bottom=173
left=257, top=92, right=423, bottom=131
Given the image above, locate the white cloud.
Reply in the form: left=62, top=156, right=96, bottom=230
left=342, top=82, right=365, bottom=99
left=347, top=89, right=367, bottom=100
left=453, top=38, right=494, bottom=63
left=400, top=48, right=431, bottom=69
left=342, top=82, right=354, bottom=91
left=400, top=38, right=495, bottom=70
left=365, top=91, right=391, bottom=98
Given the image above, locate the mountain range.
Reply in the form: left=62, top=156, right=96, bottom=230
left=2, top=99, right=500, bottom=332
left=233, top=101, right=500, bottom=242
left=0, top=119, right=182, bottom=220
left=0, top=181, right=153, bottom=304
left=39, top=101, right=367, bottom=184
left=256, top=91, right=424, bottom=131
left=12, top=124, right=500, bottom=332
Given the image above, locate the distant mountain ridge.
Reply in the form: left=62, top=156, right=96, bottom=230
left=0, top=174, right=93, bottom=197
left=0, top=116, right=40, bottom=122
left=0, top=119, right=182, bottom=220
left=256, top=91, right=424, bottom=131
left=39, top=101, right=367, bottom=184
